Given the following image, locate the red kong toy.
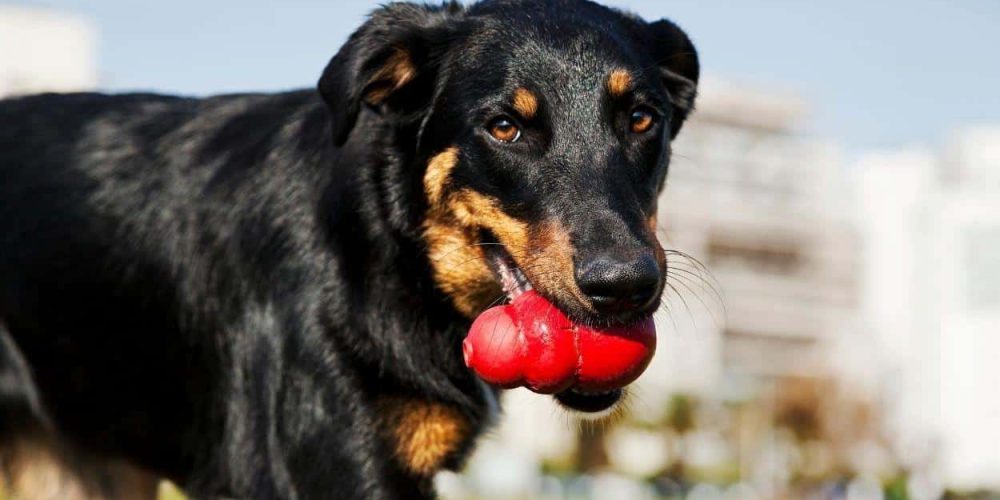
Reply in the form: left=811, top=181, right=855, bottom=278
left=463, top=290, right=656, bottom=394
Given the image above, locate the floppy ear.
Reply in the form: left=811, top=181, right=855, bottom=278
left=318, top=2, right=463, bottom=146
left=646, top=19, right=700, bottom=138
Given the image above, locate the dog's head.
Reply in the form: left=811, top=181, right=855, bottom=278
left=319, top=0, right=698, bottom=413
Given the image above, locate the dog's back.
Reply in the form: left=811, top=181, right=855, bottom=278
left=0, top=92, right=192, bottom=498
left=0, top=91, right=337, bottom=497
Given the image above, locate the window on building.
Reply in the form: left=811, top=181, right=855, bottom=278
left=706, top=237, right=803, bottom=275
left=722, top=329, right=817, bottom=377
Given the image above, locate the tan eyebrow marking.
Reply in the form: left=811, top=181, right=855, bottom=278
left=512, top=88, right=538, bottom=119
left=607, top=69, right=633, bottom=97
left=365, top=47, right=417, bottom=104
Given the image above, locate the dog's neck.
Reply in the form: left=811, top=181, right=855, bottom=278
left=316, top=110, right=485, bottom=409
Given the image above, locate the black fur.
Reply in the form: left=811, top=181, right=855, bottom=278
left=0, top=1, right=697, bottom=498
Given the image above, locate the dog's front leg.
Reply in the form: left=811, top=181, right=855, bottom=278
left=187, top=305, right=426, bottom=500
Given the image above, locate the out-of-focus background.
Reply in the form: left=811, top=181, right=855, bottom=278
left=3, top=1, right=999, bottom=499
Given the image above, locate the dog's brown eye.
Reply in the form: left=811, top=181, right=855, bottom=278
left=487, top=118, right=521, bottom=143
left=629, top=108, right=656, bottom=134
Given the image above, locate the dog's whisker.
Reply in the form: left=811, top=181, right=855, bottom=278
left=663, top=282, right=700, bottom=330
left=666, top=264, right=725, bottom=301
left=663, top=248, right=717, bottom=281
left=657, top=298, right=684, bottom=336
left=667, top=274, right=724, bottom=330
left=665, top=269, right=727, bottom=328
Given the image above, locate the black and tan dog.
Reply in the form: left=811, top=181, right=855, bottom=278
left=0, top=0, right=698, bottom=498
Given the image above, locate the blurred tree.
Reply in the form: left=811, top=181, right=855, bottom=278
left=664, top=393, right=697, bottom=481
left=666, top=394, right=696, bottom=435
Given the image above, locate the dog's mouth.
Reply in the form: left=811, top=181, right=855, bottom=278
left=553, top=388, right=623, bottom=414
left=483, top=238, right=533, bottom=304
left=484, top=242, right=623, bottom=413
left=462, top=234, right=654, bottom=414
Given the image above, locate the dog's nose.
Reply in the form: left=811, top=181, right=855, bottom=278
left=575, top=253, right=661, bottom=313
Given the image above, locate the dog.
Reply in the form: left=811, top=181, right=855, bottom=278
left=0, top=0, right=698, bottom=497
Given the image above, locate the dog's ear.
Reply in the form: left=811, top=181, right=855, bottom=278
left=645, top=19, right=699, bottom=138
left=318, top=2, right=463, bottom=146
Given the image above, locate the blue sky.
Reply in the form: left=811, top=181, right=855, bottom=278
left=25, top=0, right=1000, bottom=154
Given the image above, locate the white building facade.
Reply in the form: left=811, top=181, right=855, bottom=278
left=858, top=126, right=1000, bottom=490
left=0, top=5, right=98, bottom=98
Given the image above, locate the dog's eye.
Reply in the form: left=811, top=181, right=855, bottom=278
left=487, top=117, right=521, bottom=143
left=629, top=107, right=657, bottom=134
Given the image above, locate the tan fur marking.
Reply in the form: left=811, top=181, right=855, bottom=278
left=1, top=438, right=158, bottom=499
left=449, top=190, right=531, bottom=259
left=422, top=152, right=594, bottom=316
left=423, top=147, right=502, bottom=316
left=607, top=69, right=633, bottom=97
left=423, top=221, right=500, bottom=316
left=521, top=218, right=664, bottom=314
left=379, top=398, right=469, bottom=476
left=645, top=214, right=667, bottom=279
left=424, top=147, right=537, bottom=316
left=424, top=148, right=459, bottom=207
left=365, top=48, right=417, bottom=104
left=524, top=220, right=593, bottom=312
left=512, top=88, right=538, bottom=119
left=424, top=188, right=531, bottom=316
left=1, top=440, right=87, bottom=500
left=647, top=213, right=659, bottom=234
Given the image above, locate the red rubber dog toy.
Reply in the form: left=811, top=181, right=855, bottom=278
left=463, top=290, right=656, bottom=394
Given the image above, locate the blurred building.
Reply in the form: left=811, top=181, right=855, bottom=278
left=0, top=5, right=97, bottom=97
left=656, top=77, right=859, bottom=394
left=858, top=126, right=1000, bottom=491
